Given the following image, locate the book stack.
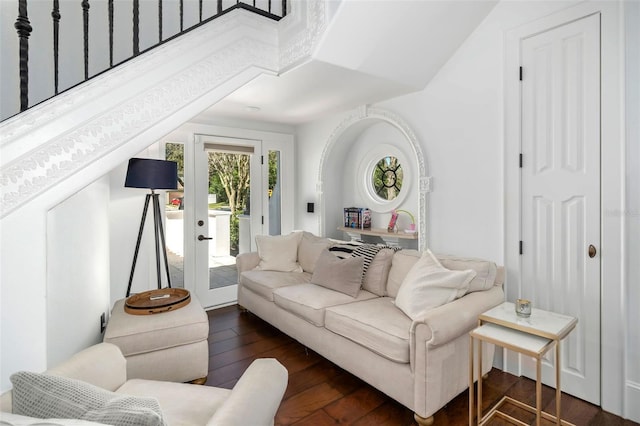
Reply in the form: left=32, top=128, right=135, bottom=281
left=343, top=207, right=371, bottom=229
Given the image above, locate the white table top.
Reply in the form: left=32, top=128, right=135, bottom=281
left=479, top=302, right=578, bottom=340
left=470, top=323, right=553, bottom=357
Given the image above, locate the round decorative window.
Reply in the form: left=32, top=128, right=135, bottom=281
left=372, top=156, right=403, bottom=201
left=356, top=144, right=411, bottom=213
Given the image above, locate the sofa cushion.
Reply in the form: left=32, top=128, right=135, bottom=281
left=310, top=250, right=364, bottom=297
left=325, top=298, right=412, bottom=363
left=104, top=298, right=208, bottom=357
left=437, top=254, right=497, bottom=293
left=386, top=250, right=421, bottom=298
left=273, top=284, right=377, bottom=326
left=297, top=232, right=331, bottom=273
left=10, top=371, right=166, bottom=426
left=255, top=233, right=303, bottom=272
left=394, top=250, right=476, bottom=320
left=241, top=270, right=311, bottom=301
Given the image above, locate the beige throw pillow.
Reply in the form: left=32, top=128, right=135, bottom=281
left=255, top=233, right=303, bottom=272
left=394, top=250, right=476, bottom=320
left=437, top=254, right=497, bottom=293
left=361, top=248, right=395, bottom=296
left=297, top=232, right=331, bottom=273
left=310, top=250, right=364, bottom=297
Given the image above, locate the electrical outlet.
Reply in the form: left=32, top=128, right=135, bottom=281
left=100, top=312, right=107, bottom=334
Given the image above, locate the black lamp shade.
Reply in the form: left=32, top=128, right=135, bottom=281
left=125, top=158, right=178, bottom=190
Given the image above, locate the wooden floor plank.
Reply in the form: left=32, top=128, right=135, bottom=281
left=204, top=305, right=636, bottom=426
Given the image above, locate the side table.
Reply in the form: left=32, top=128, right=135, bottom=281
left=468, top=302, right=577, bottom=426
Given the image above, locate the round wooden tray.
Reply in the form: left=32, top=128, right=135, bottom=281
left=124, top=288, right=191, bottom=315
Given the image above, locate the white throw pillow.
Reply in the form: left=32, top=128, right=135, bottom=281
left=394, top=249, right=476, bottom=320
left=10, top=371, right=166, bottom=426
left=255, top=233, right=303, bottom=272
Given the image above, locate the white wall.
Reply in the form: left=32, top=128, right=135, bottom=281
left=624, top=0, right=640, bottom=418
left=295, top=113, right=345, bottom=236
left=0, top=176, right=111, bottom=391
left=295, top=0, right=637, bottom=421
left=46, top=177, right=111, bottom=368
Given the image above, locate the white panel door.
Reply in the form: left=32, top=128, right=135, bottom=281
left=520, top=14, right=600, bottom=404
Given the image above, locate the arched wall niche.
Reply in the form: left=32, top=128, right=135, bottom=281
left=317, top=106, right=431, bottom=250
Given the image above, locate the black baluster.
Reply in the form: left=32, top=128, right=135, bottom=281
left=268, top=0, right=271, bottom=14
left=108, top=0, right=113, bottom=66
left=133, top=0, right=139, bottom=55
left=199, top=0, right=202, bottom=22
left=82, top=0, right=89, bottom=80
left=14, top=0, right=32, bottom=112
left=52, top=0, right=60, bottom=95
left=158, top=0, right=162, bottom=42
left=282, top=0, right=286, bottom=17
left=179, top=0, right=183, bottom=31
left=217, top=0, right=222, bottom=15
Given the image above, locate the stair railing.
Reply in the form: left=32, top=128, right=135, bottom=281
left=6, top=0, right=286, bottom=121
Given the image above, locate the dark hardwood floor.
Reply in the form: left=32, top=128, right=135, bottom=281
left=205, top=305, right=637, bottom=426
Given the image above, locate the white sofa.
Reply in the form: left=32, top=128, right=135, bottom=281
left=0, top=342, right=287, bottom=426
left=236, top=232, right=504, bottom=425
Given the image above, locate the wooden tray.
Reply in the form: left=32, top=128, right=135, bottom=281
left=124, top=288, right=191, bottom=315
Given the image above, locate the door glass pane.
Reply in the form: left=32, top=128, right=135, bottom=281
left=268, top=150, right=281, bottom=235
left=207, top=151, right=250, bottom=289
left=165, top=143, right=185, bottom=288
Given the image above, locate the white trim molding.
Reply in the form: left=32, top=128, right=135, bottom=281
left=317, top=105, right=430, bottom=250
left=0, top=1, right=326, bottom=219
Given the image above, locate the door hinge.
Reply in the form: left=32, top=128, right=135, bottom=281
left=519, top=66, right=523, bottom=81
left=261, top=155, right=264, bottom=165
left=519, top=153, right=523, bottom=168
left=519, top=241, right=523, bottom=255
left=261, top=216, right=264, bottom=225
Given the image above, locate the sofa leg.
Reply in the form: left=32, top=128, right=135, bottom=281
left=414, top=413, right=434, bottom=425
left=188, top=376, right=207, bottom=385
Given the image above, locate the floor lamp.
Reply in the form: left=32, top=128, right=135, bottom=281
left=125, top=158, right=178, bottom=297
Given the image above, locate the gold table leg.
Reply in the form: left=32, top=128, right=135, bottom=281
left=469, top=335, right=474, bottom=426
left=556, top=341, right=561, bottom=425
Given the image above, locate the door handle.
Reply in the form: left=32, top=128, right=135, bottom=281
left=198, top=235, right=213, bottom=241
left=588, top=244, right=597, bottom=258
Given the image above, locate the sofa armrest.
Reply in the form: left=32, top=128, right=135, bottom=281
left=47, top=343, right=127, bottom=392
left=0, top=343, right=127, bottom=413
left=409, top=285, right=504, bottom=367
left=207, top=358, right=288, bottom=426
left=236, top=252, right=260, bottom=277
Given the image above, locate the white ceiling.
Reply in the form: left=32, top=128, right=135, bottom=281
left=193, top=0, right=498, bottom=126
left=193, top=60, right=416, bottom=125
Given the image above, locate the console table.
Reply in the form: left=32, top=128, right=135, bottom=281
left=337, top=226, right=417, bottom=247
left=468, top=302, right=577, bottom=426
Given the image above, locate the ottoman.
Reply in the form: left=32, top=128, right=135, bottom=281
left=104, top=293, right=209, bottom=383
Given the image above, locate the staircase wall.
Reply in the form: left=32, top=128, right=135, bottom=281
left=0, top=0, right=328, bottom=391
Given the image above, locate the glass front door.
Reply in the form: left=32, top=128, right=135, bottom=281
left=193, top=135, right=263, bottom=308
